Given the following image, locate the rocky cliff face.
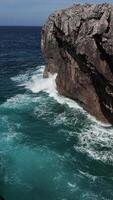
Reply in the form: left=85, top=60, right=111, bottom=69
left=41, top=3, right=113, bottom=124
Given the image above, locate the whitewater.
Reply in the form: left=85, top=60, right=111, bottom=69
left=0, top=27, right=113, bottom=200
left=0, top=63, right=113, bottom=200
left=10, top=65, right=113, bottom=164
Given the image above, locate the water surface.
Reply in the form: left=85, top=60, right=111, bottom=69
left=0, top=26, right=113, bottom=200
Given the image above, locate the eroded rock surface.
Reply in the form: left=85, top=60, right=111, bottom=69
left=41, top=3, right=113, bottom=124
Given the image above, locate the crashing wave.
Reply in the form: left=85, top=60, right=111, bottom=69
left=10, top=65, right=113, bottom=163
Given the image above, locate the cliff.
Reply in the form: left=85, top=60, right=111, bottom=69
left=41, top=3, right=113, bottom=124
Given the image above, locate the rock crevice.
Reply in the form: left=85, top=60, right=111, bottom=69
left=41, top=3, right=113, bottom=124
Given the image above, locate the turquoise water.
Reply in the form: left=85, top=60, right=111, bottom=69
left=0, top=27, right=113, bottom=200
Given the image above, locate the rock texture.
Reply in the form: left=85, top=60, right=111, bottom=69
left=41, top=3, right=113, bottom=124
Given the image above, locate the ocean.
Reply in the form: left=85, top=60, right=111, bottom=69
left=0, top=26, right=113, bottom=200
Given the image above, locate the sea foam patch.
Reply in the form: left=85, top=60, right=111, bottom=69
left=74, top=122, right=113, bottom=163
left=13, top=65, right=110, bottom=126
left=10, top=65, right=113, bottom=163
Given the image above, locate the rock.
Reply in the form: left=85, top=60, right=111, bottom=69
left=41, top=3, right=113, bottom=124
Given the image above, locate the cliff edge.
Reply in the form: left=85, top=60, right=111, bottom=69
left=41, top=3, right=113, bottom=124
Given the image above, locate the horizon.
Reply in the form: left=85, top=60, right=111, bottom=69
left=0, top=25, right=42, bottom=27
left=0, top=0, right=112, bottom=26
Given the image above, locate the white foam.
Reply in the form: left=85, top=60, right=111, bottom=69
left=11, top=65, right=113, bottom=128
left=17, top=65, right=111, bottom=127
left=17, top=65, right=84, bottom=112
left=11, top=72, right=29, bottom=83
left=0, top=115, right=22, bottom=146
left=86, top=112, right=111, bottom=127
left=2, top=94, right=41, bottom=110
left=24, top=73, right=57, bottom=94
left=11, top=65, right=45, bottom=84
left=74, top=122, right=113, bottom=163
left=68, top=182, right=76, bottom=188
left=11, top=65, right=113, bottom=163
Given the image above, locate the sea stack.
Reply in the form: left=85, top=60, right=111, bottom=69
left=41, top=3, right=113, bottom=124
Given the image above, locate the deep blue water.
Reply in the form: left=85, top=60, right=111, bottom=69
left=0, top=26, right=113, bottom=200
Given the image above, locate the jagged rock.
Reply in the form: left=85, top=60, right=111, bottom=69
left=41, top=3, right=113, bottom=124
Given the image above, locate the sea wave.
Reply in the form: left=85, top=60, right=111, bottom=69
left=10, top=65, right=113, bottom=163
left=12, top=65, right=111, bottom=126
left=74, top=123, right=113, bottom=163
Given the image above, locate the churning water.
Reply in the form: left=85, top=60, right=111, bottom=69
left=0, top=27, right=113, bottom=200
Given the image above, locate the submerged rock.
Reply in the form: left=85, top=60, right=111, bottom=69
left=41, top=3, right=113, bottom=124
